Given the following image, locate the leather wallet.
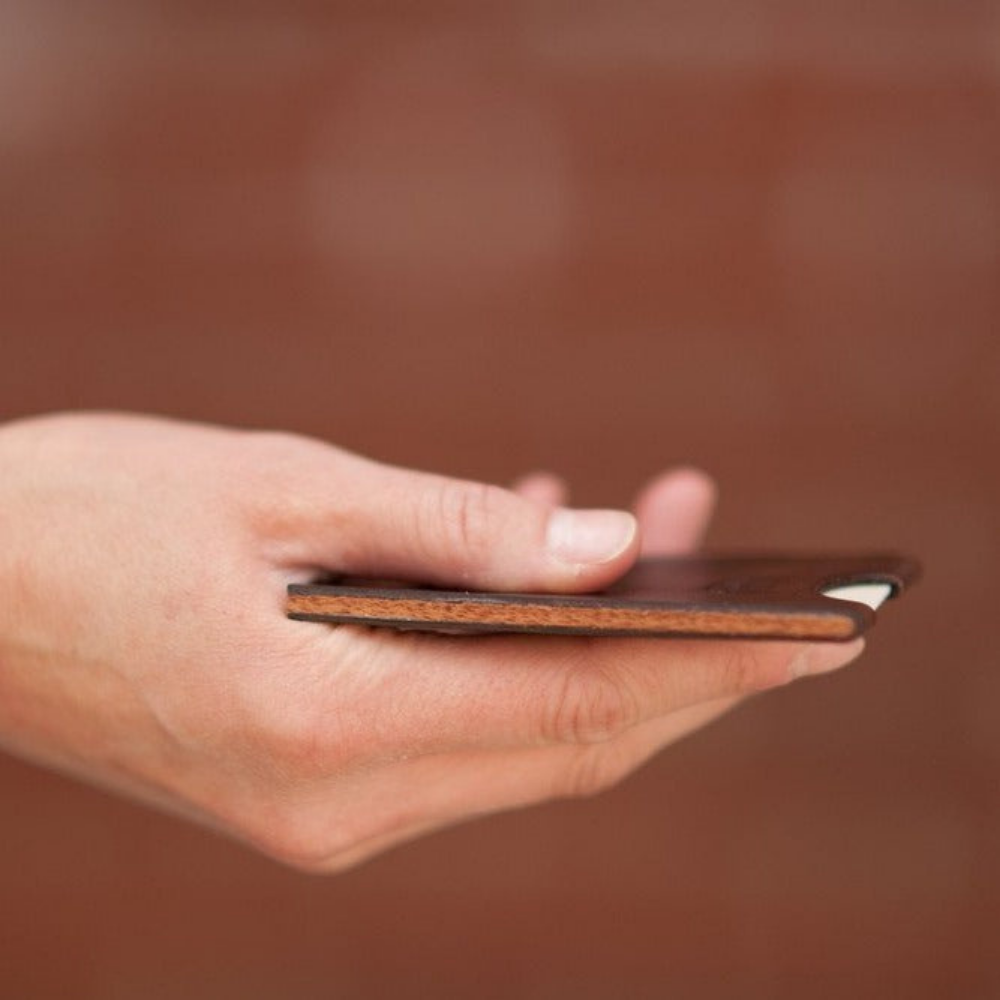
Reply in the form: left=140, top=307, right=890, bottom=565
left=286, top=553, right=920, bottom=641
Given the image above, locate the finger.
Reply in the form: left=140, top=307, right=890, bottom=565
left=633, top=467, right=717, bottom=556
left=281, top=696, right=740, bottom=872
left=281, top=450, right=638, bottom=593
left=306, top=623, right=865, bottom=757
left=511, top=471, right=568, bottom=508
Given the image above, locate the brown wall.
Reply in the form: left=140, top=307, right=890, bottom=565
left=2, top=2, right=998, bottom=997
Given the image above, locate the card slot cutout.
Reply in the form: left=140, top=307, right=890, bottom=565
left=820, top=581, right=895, bottom=611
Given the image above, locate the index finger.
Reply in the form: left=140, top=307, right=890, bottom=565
left=306, top=623, right=865, bottom=757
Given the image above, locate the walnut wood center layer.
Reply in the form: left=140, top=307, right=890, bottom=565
left=285, top=593, right=857, bottom=640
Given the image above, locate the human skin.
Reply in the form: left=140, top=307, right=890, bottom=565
left=0, top=413, right=863, bottom=872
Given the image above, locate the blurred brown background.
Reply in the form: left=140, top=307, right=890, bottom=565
left=1, top=1, right=998, bottom=997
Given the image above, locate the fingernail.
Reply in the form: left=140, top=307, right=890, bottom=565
left=790, top=638, right=866, bottom=679
left=545, top=509, right=637, bottom=566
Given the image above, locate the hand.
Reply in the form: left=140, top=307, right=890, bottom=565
left=0, top=412, right=863, bottom=871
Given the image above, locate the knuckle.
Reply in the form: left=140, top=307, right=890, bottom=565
left=722, top=643, right=796, bottom=694
left=233, top=431, right=352, bottom=535
left=236, top=672, right=359, bottom=786
left=247, top=793, right=416, bottom=874
left=433, top=480, right=506, bottom=570
left=258, top=701, right=359, bottom=784
left=547, top=667, right=640, bottom=744
left=244, top=428, right=305, bottom=455
left=264, top=716, right=335, bottom=782
left=260, top=824, right=330, bottom=873
left=235, top=430, right=308, bottom=481
left=225, top=432, right=314, bottom=520
left=558, top=745, right=636, bottom=799
left=246, top=801, right=338, bottom=872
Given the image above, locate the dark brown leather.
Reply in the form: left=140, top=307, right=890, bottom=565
left=286, top=553, right=921, bottom=641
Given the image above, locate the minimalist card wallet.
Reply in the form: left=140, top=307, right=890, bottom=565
left=286, top=553, right=921, bottom=642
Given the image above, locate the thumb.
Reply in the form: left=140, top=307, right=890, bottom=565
left=289, top=455, right=639, bottom=593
